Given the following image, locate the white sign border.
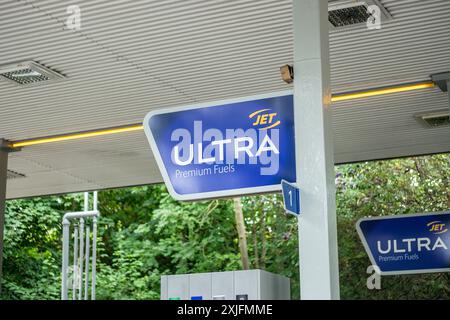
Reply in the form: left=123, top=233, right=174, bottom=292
left=143, top=90, right=294, bottom=201
left=356, top=211, right=450, bottom=276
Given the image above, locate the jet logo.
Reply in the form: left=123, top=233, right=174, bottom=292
left=428, top=221, right=448, bottom=234
left=249, top=109, right=281, bottom=130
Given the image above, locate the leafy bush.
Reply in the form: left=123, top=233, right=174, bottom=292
left=1, top=154, right=448, bottom=300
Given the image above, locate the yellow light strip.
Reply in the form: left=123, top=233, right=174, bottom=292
left=8, top=81, right=436, bottom=149
left=11, top=124, right=144, bottom=148
left=331, top=82, right=435, bottom=102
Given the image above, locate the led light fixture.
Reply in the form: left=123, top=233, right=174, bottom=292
left=331, top=82, right=435, bottom=102
left=5, top=81, right=437, bottom=149
left=0, top=61, right=65, bottom=85
left=10, top=124, right=144, bottom=148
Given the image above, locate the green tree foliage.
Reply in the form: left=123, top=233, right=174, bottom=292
left=0, top=154, right=448, bottom=300
left=95, top=185, right=241, bottom=300
left=1, top=196, right=80, bottom=299
left=240, top=194, right=300, bottom=298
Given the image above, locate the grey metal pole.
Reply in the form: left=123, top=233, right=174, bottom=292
left=294, top=0, right=340, bottom=299
left=84, top=224, right=90, bottom=300
left=61, top=192, right=99, bottom=301
left=0, top=144, right=8, bottom=297
left=61, top=219, right=70, bottom=300
left=84, top=192, right=89, bottom=212
left=91, top=217, right=97, bottom=300
left=82, top=192, right=89, bottom=300
left=93, top=192, right=98, bottom=212
left=78, top=218, right=84, bottom=300
left=91, top=191, right=98, bottom=300
left=62, top=206, right=99, bottom=300
left=72, top=227, right=78, bottom=300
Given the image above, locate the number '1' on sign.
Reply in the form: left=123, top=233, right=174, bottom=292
left=281, top=180, right=300, bottom=216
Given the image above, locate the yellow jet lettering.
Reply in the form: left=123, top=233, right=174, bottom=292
left=430, top=224, right=446, bottom=232
left=253, top=113, right=277, bottom=126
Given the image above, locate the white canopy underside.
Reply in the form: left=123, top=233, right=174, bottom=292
left=1, top=0, right=449, bottom=199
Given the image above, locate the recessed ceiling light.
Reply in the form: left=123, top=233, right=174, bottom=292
left=328, top=0, right=392, bottom=28
left=0, top=61, right=65, bottom=85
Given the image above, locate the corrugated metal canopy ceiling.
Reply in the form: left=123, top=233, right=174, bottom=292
left=1, top=0, right=449, bottom=199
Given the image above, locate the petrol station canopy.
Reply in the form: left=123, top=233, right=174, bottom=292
left=1, top=0, right=449, bottom=199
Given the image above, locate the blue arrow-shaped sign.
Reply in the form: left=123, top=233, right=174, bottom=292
left=356, top=211, right=450, bottom=275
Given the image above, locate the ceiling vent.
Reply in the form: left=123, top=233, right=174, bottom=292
left=6, top=170, right=26, bottom=180
left=328, top=0, right=392, bottom=28
left=0, top=61, right=65, bottom=86
left=415, top=110, right=450, bottom=128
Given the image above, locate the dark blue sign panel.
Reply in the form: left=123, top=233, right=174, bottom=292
left=143, top=92, right=296, bottom=200
left=281, top=180, right=300, bottom=216
left=357, top=212, right=450, bottom=275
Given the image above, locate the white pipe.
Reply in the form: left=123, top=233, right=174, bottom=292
left=91, top=217, right=97, bottom=300
left=84, top=192, right=89, bottom=212
left=61, top=191, right=100, bottom=301
left=63, top=211, right=99, bottom=220
left=93, top=191, right=98, bottom=211
left=61, top=220, right=70, bottom=300
left=72, top=227, right=78, bottom=300
left=78, top=218, right=84, bottom=300
left=84, top=225, right=90, bottom=300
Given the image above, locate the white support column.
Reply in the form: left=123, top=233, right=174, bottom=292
left=0, top=145, right=7, bottom=296
left=294, top=0, right=340, bottom=300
